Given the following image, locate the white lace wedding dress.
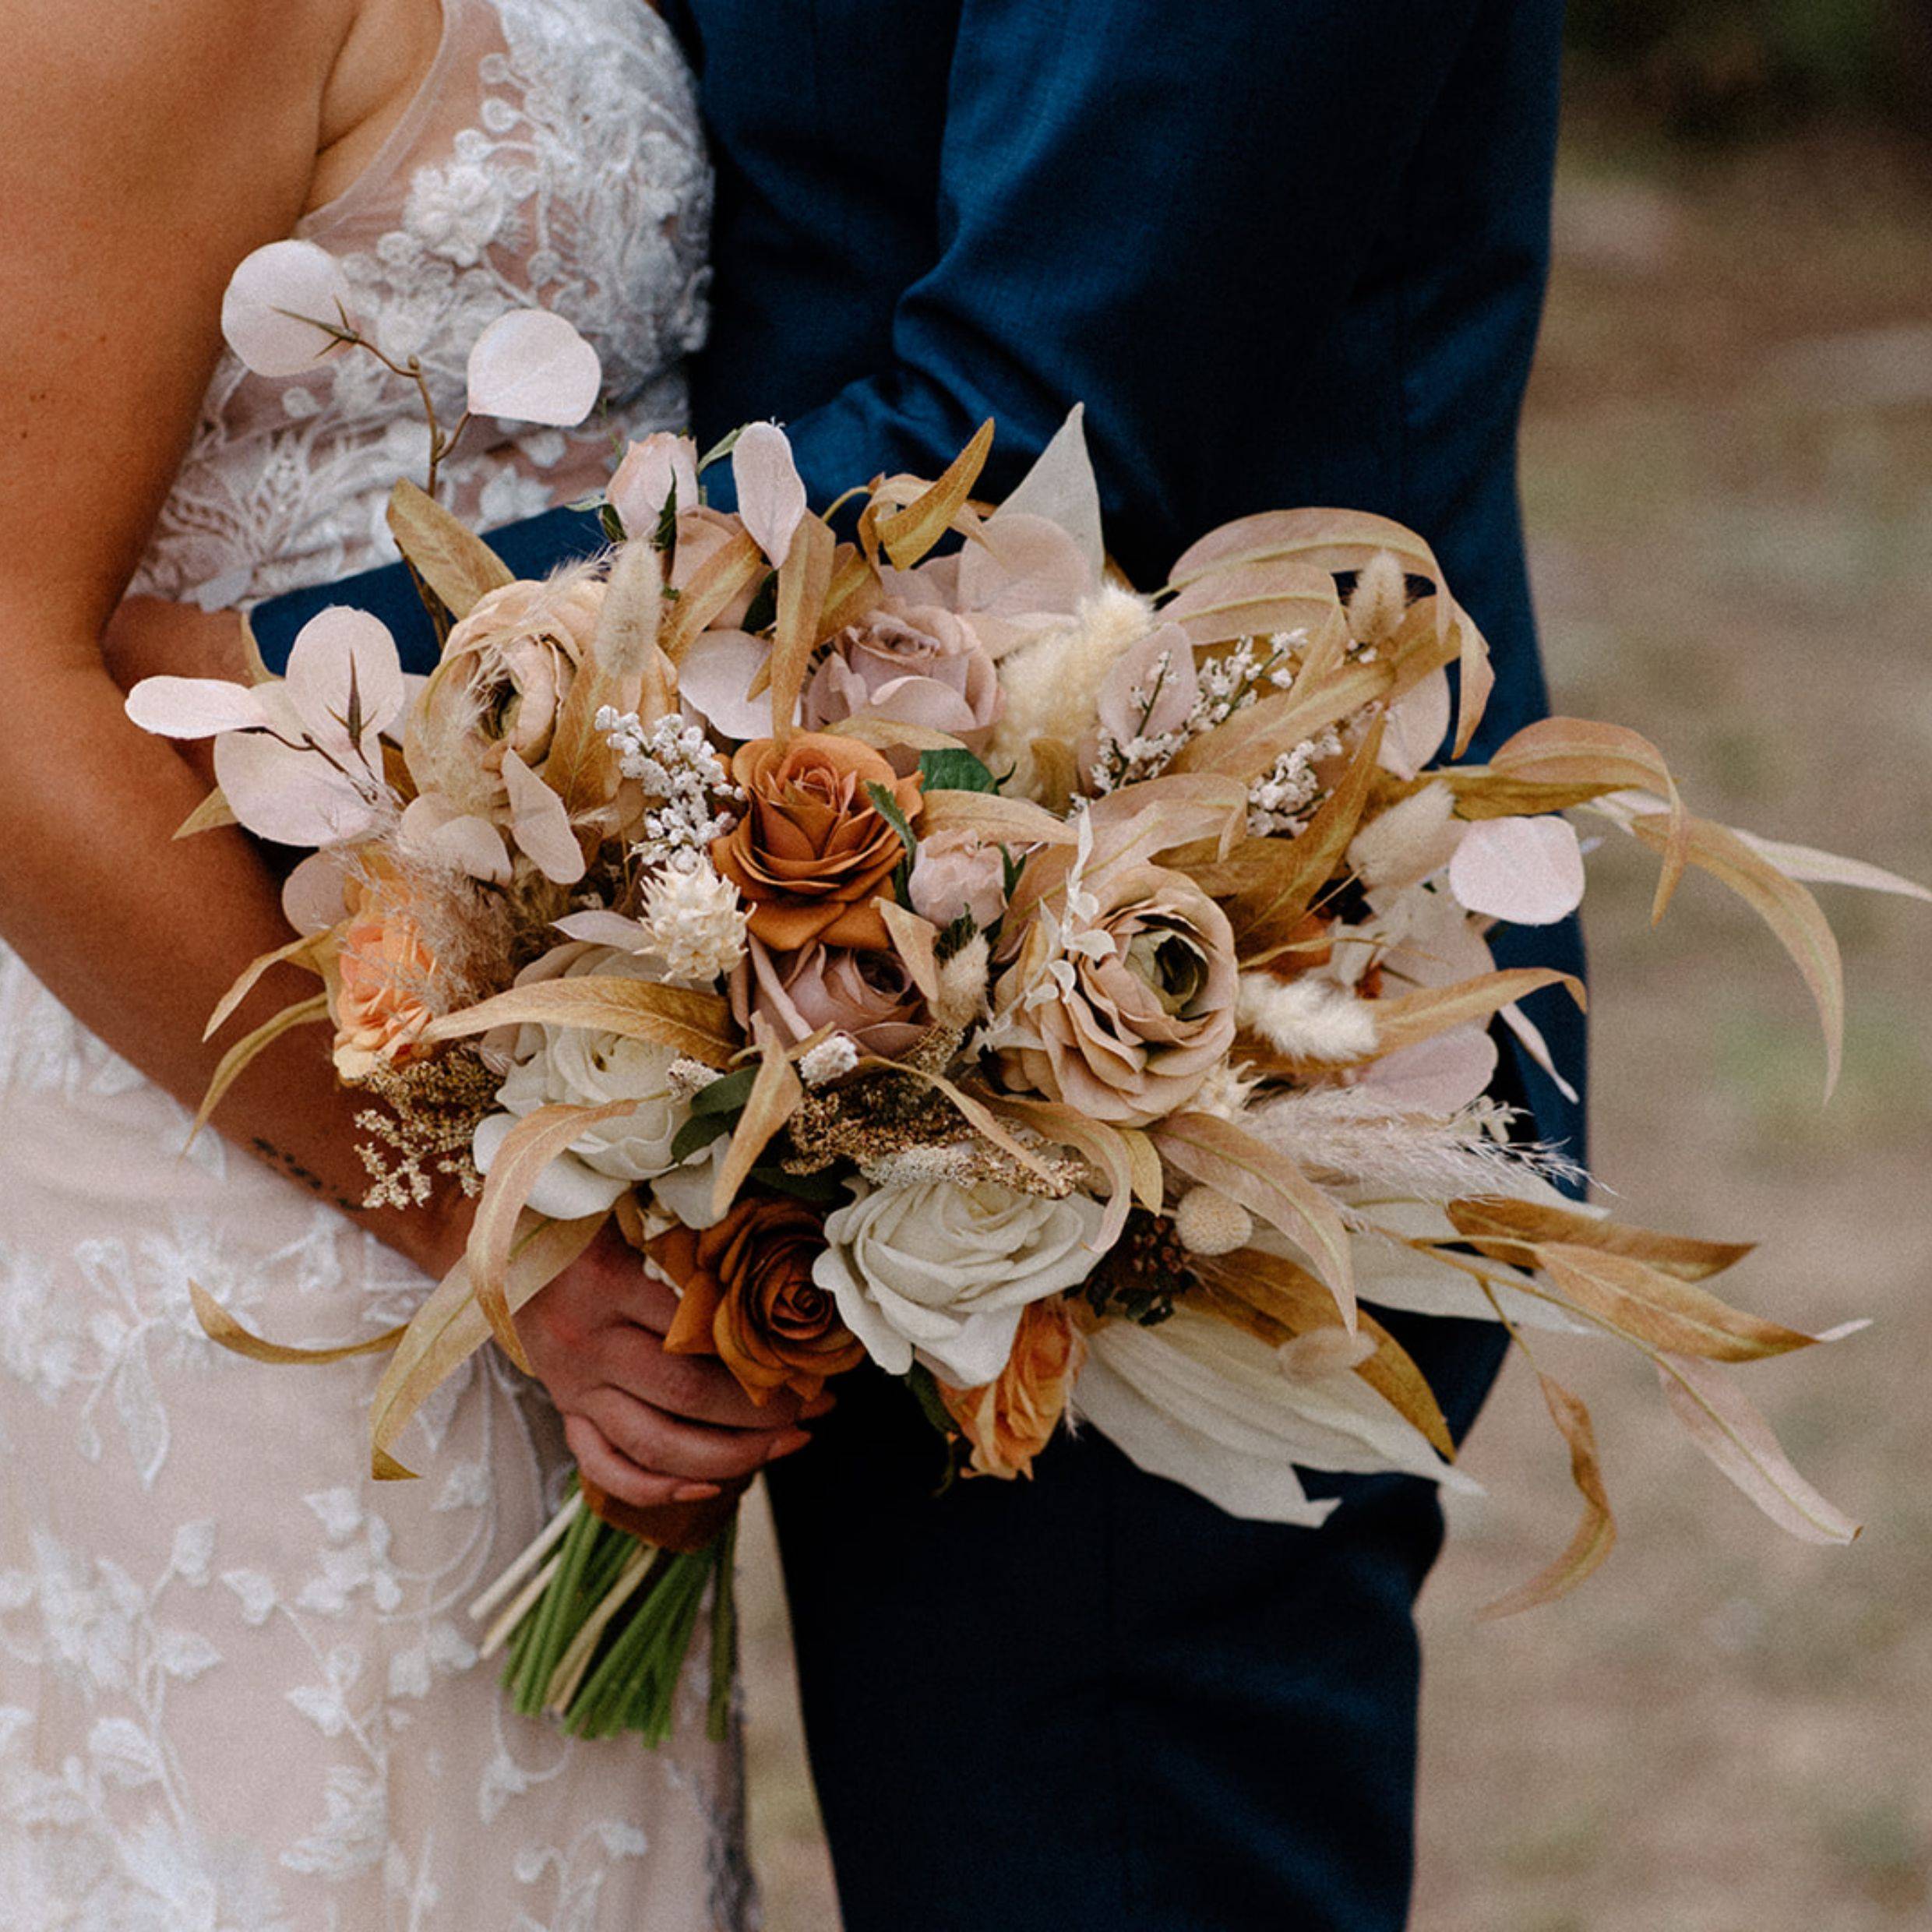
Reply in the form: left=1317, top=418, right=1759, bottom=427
left=0, top=4, right=757, bottom=1927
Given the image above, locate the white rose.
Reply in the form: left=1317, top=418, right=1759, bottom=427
left=473, top=949, right=691, bottom=1218
left=812, top=1178, right=1105, bottom=1385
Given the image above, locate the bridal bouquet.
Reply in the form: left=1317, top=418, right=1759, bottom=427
left=131, top=243, right=1923, bottom=1745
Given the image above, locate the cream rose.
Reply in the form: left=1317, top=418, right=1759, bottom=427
left=812, top=1177, right=1105, bottom=1386
left=473, top=946, right=690, bottom=1218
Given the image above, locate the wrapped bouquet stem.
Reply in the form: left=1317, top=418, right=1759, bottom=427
left=144, top=243, right=1929, bottom=1747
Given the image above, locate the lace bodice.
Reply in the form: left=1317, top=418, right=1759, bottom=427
left=2, top=6, right=753, bottom=1927
left=131, top=0, right=710, bottom=612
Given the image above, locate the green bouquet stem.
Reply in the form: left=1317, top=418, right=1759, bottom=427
left=491, top=1480, right=739, bottom=1748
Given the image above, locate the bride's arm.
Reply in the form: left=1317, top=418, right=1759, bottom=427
left=0, top=1, right=805, bottom=1504
left=0, top=0, right=458, bottom=1268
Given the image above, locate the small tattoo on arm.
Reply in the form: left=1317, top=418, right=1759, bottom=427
left=249, top=1138, right=361, bottom=1215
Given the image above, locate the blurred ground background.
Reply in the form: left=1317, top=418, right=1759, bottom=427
left=735, top=19, right=1932, bottom=1927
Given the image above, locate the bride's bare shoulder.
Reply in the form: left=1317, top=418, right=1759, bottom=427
left=0, top=0, right=351, bottom=208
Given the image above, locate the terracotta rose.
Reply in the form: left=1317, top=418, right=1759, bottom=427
left=657, top=1196, right=866, bottom=1406
left=710, top=733, right=923, bottom=952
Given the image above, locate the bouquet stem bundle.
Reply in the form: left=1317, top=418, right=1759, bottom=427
left=481, top=1485, right=739, bottom=1747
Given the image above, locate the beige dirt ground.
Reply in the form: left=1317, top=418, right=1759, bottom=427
left=734, top=125, right=1932, bottom=1931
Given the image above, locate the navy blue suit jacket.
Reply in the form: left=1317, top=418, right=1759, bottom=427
left=253, top=6, right=1577, bottom=1923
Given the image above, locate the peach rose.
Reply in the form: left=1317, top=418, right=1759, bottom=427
left=937, top=1297, right=1084, bottom=1480
left=710, top=733, right=923, bottom=952
left=333, top=911, right=439, bottom=1080
left=658, top=1196, right=866, bottom=1405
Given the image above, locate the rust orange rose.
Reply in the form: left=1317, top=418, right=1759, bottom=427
left=656, top=1196, right=866, bottom=1405
left=710, top=734, right=922, bottom=952
left=938, top=1297, right=1084, bottom=1481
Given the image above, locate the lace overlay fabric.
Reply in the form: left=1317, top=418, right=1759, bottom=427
left=2, top=4, right=756, bottom=1926
left=130, top=0, right=711, bottom=612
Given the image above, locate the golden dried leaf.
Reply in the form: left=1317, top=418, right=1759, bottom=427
left=991, top=1095, right=1136, bottom=1250
left=826, top=714, right=968, bottom=754
left=203, top=931, right=329, bottom=1042
left=1438, top=770, right=1627, bottom=820
left=819, top=544, right=882, bottom=637
left=1153, top=1113, right=1356, bottom=1329
left=1215, top=717, right=1384, bottom=961
left=877, top=419, right=996, bottom=570
left=1539, top=1243, right=1834, bottom=1363
left=917, top=788, right=1080, bottom=848
left=1656, top=1351, right=1860, bottom=1544
left=1119, top=1126, right=1166, bottom=1215
left=1166, top=658, right=1392, bottom=783
left=1624, top=809, right=1845, bottom=1098
left=1445, top=1197, right=1754, bottom=1281
left=711, top=1019, right=805, bottom=1218
left=370, top=1211, right=605, bottom=1479
left=661, top=527, right=765, bottom=664
left=877, top=901, right=943, bottom=1003
left=192, top=992, right=331, bottom=1141
left=386, top=478, right=514, bottom=622
left=1028, top=737, right=1077, bottom=814
left=1162, top=558, right=1343, bottom=648
left=418, top=977, right=736, bottom=1067
left=175, top=788, right=238, bottom=839
left=1478, top=1373, right=1616, bottom=1617
left=1192, top=1248, right=1454, bottom=1458
left=1493, top=717, right=1687, bottom=919
left=191, top=1279, right=406, bottom=1364
left=767, top=516, right=837, bottom=740
left=1369, top=968, right=1586, bottom=1058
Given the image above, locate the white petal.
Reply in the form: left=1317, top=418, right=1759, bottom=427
left=1377, top=667, right=1451, bottom=780
left=555, top=910, right=652, bottom=950
left=810, top=1243, right=914, bottom=1376
left=648, top=1145, right=730, bottom=1230
left=1361, top=1024, right=1499, bottom=1116
left=125, top=676, right=275, bottom=739
left=992, top=404, right=1105, bottom=583
left=399, top=794, right=511, bottom=883
left=915, top=1306, right=1025, bottom=1388
left=676, top=629, right=791, bottom=739
left=285, top=608, right=405, bottom=758
left=732, top=421, right=807, bottom=569
left=465, top=310, right=603, bottom=427
left=213, top=732, right=382, bottom=848
left=502, top=749, right=585, bottom=884
left=221, top=240, right=357, bottom=378
left=473, top=1115, right=629, bottom=1219
left=1447, top=815, right=1587, bottom=925
left=1071, top=1348, right=1335, bottom=1527
left=281, top=851, right=350, bottom=934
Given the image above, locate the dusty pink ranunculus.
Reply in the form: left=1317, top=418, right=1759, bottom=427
left=801, top=599, right=1003, bottom=750
left=908, top=829, right=1008, bottom=932
left=404, top=570, right=604, bottom=816
left=731, top=936, right=928, bottom=1058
